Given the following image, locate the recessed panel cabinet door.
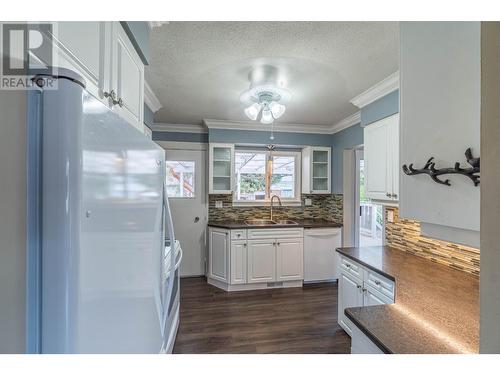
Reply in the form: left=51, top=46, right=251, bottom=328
left=230, top=241, right=247, bottom=284
left=209, top=229, right=229, bottom=283
left=338, top=272, right=363, bottom=336
left=247, top=240, right=276, bottom=283
left=364, top=120, right=390, bottom=200
left=276, top=239, right=304, bottom=281
left=48, top=22, right=111, bottom=104
left=112, top=23, right=144, bottom=132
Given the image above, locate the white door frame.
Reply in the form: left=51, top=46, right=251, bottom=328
left=156, top=140, right=209, bottom=276
left=354, top=148, right=364, bottom=247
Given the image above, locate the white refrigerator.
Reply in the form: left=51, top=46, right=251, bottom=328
left=26, top=68, right=181, bottom=353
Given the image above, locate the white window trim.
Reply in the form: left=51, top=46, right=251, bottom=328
left=166, top=160, right=196, bottom=199
left=232, top=149, right=302, bottom=206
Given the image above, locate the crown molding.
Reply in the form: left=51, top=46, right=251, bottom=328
left=330, top=112, right=361, bottom=134
left=144, top=81, right=162, bottom=113
left=350, top=71, right=399, bottom=109
left=203, top=119, right=333, bottom=134
left=152, top=123, right=208, bottom=133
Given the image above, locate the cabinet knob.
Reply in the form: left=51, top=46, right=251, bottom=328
left=392, top=193, right=398, bottom=198
left=362, top=288, right=367, bottom=292
left=117, top=97, right=124, bottom=108
left=346, top=264, right=351, bottom=268
left=243, top=243, right=247, bottom=247
left=357, top=285, right=361, bottom=289
left=277, top=242, right=281, bottom=246
left=375, top=280, right=381, bottom=286
left=386, top=192, right=391, bottom=197
left=104, top=90, right=117, bottom=102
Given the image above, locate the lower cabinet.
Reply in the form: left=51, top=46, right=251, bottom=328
left=230, top=240, right=247, bottom=284
left=338, top=272, right=363, bottom=335
left=247, top=240, right=276, bottom=283
left=208, top=226, right=304, bottom=291
left=337, top=254, right=395, bottom=338
left=208, top=227, right=229, bottom=283
left=276, top=238, right=304, bottom=281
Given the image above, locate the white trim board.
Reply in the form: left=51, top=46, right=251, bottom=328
left=350, top=71, right=399, bottom=109
left=152, top=123, right=208, bottom=133
left=155, top=141, right=208, bottom=151
left=144, top=81, right=162, bottom=113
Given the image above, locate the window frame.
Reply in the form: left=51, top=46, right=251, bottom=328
left=165, top=159, right=196, bottom=199
left=232, top=148, right=302, bottom=206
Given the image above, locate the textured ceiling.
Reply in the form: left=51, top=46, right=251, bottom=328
left=146, top=22, right=399, bottom=126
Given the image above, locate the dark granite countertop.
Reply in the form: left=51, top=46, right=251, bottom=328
left=336, top=246, right=479, bottom=354
left=208, top=219, right=342, bottom=230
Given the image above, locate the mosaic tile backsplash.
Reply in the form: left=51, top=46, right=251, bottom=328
left=385, top=207, right=480, bottom=276
left=209, top=194, right=343, bottom=223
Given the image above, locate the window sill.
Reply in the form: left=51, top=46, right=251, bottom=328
left=232, top=200, right=303, bottom=207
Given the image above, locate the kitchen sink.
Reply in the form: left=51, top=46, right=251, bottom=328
left=273, top=219, right=298, bottom=225
left=244, top=219, right=276, bottom=226
left=244, top=219, right=298, bottom=226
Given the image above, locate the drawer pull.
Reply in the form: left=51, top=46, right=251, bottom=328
left=346, top=264, right=351, bottom=268
left=374, top=280, right=381, bottom=286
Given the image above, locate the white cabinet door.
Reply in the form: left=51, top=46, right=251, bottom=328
left=364, top=114, right=399, bottom=201
left=276, top=238, right=304, bottom=281
left=363, top=286, right=393, bottom=306
left=302, top=146, right=331, bottom=194
left=44, top=22, right=111, bottom=104
left=208, top=228, right=229, bottom=283
left=338, top=272, right=363, bottom=336
left=230, top=240, right=247, bottom=284
left=388, top=117, right=400, bottom=200
left=364, top=120, right=390, bottom=201
left=247, top=240, right=276, bottom=283
left=111, top=22, right=144, bottom=132
left=209, top=143, right=234, bottom=194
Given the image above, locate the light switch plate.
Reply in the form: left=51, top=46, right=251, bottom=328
left=215, top=200, right=223, bottom=208
left=387, top=209, right=395, bottom=223
left=304, top=198, right=312, bottom=206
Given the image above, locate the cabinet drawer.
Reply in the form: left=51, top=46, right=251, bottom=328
left=339, top=256, right=363, bottom=279
left=231, top=229, right=247, bottom=240
left=247, top=227, right=303, bottom=240
left=365, top=269, right=395, bottom=299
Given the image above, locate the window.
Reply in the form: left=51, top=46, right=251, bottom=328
left=234, top=149, right=300, bottom=203
left=166, top=161, right=195, bottom=198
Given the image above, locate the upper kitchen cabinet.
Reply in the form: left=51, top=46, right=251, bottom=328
left=400, top=22, right=480, bottom=247
left=36, top=22, right=111, bottom=104
left=302, top=146, right=331, bottom=194
left=110, top=22, right=145, bottom=132
left=364, top=114, right=399, bottom=202
left=209, top=143, right=235, bottom=194
left=32, top=22, right=145, bottom=132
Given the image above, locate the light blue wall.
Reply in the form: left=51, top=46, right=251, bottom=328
left=360, top=90, right=399, bottom=126
left=208, top=128, right=332, bottom=146
left=330, top=123, right=364, bottom=194
left=153, top=131, right=209, bottom=143
left=121, top=22, right=150, bottom=65
left=144, top=104, right=154, bottom=129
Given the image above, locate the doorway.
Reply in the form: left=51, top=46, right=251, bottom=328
left=162, top=143, right=208, bottom=277
left=355, top=149, right=384, bottom=247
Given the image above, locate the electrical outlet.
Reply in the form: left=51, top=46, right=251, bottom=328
left=304, top=198, right=312, bottom=206
left=215, top=200, right=223, bottom=208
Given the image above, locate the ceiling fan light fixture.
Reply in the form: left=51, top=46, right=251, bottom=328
left=269, top=101, right=286, bottom=119
left=244, top=102, right=261, bottom=121
left=260, top=110, right=274, bottom=124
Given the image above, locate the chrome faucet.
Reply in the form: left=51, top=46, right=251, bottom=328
left=270, top=195, right=282, bottom=222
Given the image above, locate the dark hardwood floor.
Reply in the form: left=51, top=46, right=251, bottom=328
left=173, top=277, right=351, bottom=354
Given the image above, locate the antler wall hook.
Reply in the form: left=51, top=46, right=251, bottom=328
left=402, top=148, right=480, bottom=187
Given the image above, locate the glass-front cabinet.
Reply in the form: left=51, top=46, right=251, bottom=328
left=302, top=146, right=331, bottom=194
left=209, top=143, right=235, bottom=194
